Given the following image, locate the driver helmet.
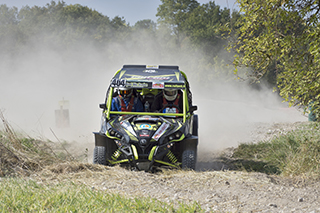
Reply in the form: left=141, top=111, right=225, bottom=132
left=163, top=89, right=178, bottom=101
left=118, top=87, right=133, bottom=98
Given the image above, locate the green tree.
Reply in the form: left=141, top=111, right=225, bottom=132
left=0, top=4, right=20, bottom=55
left=231, top=0, right=320, bottom=118
left=183, top=1, right=232, bottom=55
left=0, top=4, right=18, bottom=25
left=16, top=1, right=117, bottom=49
left=134, top=19, right=156, bottom=31
left=17, top=1, right=66, bottom=47
left=59, top=3, right=114, bottom=45
left=156, top=0, right=200, bottom=46
left=0, top=1, right=135, bottom=54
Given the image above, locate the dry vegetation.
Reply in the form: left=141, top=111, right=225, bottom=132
left=0, top=111, right=64, bottom=176
left=1, top=111, right=320, bottom=212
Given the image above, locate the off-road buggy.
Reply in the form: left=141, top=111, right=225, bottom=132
left=93, top=65, right=198, bottom=171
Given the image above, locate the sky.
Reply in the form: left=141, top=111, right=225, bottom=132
left=0, top=0, right=238, bottom=25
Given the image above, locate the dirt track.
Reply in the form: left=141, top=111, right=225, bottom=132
left=30, top=121, right=320, bottom=212
left=31, top=161, right=320, bottom=212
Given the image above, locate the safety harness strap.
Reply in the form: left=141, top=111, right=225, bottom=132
left=162, top=93, right=181, bottom=112
left=119, top=95, right=134, bottom=112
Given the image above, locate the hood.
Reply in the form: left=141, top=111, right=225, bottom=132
left=105, top=115, right=185, bottom=151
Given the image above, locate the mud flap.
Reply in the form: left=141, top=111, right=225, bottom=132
left=181, top=135, right=198, bottom=150
left=180, top=135, right=198, bottom=165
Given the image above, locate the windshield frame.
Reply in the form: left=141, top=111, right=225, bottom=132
left=105, top=87, right=189, bottom=122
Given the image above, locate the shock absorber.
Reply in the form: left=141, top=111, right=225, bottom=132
left=166, top=150, right=178, bottom=163
left=111, top=149, right=122, bottom=160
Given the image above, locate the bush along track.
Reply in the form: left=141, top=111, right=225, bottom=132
left=0, top=110, right=73, bottom=176
left=230, top=121, right=320, bottom=180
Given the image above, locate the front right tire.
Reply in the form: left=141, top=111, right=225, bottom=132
left=93, top=146, right=107, bottom=165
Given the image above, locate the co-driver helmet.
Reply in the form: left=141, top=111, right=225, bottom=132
left=163, top=89, right=178, bottom=101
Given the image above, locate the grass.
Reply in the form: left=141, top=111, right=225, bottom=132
left=0, top=110, right=78, bottom=176
left=3, top=110, right=320, bottom=210
left=231, top=122, right=320, bottom=179
left=0, top=178, right=202, bottom=212
left=0, top=111, right=203, bottom=212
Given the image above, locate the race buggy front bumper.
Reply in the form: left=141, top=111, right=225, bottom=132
left=95, top=132, right=197, bottom=171
left=109, top=141, right=181, bottom=171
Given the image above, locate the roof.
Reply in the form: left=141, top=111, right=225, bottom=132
left=110, top=65, right=186, bottom=89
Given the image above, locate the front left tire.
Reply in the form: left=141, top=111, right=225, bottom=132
left=181, top=149, right=196, bottom=170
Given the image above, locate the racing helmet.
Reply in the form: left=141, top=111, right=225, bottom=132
left=163, top=89, right=178, bottom=102
left=118, top=87, right=133, bottom=98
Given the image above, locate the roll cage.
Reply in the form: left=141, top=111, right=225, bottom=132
left=102, top=65, right=196, bottom=122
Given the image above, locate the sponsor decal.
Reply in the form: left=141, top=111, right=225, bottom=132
left=111, top=78, right=126, bottom=87
left=152, top=123, right=170, bottom=141
left=143, top=69, right=158, bottom=73
left=152, top=82, right=164, bottom=89
left=164, top=107, right=178, bottom=114
left=139, top=130, right=150, bottom=137
left=139, top=124, right=152, bottom=130
left=146, top=65, right=159, bottom=69
left=165, top=83, right=185, bottom=88
left=120, top=121, right=137, bottom=137
left=126, top=82, right=149, bottom=88
left=131, top=75, right=170, bottom=80
left=136, top=117, right=159, bottom=122
left=163, top=107, right=179, bottom=118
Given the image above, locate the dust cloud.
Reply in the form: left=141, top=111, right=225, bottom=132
left=193, top=81, right=306, bottom=170
left=0, top=16, right=306, bottom=163
left=194, top=82, right=306, bottom=153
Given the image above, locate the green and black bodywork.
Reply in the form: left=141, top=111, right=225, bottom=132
left=93, top=65, right=198, bottom=171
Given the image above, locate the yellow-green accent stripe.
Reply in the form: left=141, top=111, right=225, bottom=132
left=131, top=145, right=138, bottom=160
left=109, top=159, right=129, bottom=164
left=148, top=146, right=157, bottom=161
left=154, top=160, right=180, bottom=168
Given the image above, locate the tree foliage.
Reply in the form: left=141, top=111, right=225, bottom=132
left=156, top=0, right=240, bottom=84
left=0, top=1, right=133, bottom=52
left=0, top=0, right=240, bottom=87
left=231, top=0, right=320, bottom=118
left=0, top=5, right=21, bottom=54
left=183, top=2, right=230, bottom=48
left=134, top=19, right=157, bottom=31
left=156, top=0, right=200, bottom=43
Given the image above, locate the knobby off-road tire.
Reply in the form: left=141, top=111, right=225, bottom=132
left=182, top=149, right=196, bottom=170
left=93, top=146, right=107, bottom=165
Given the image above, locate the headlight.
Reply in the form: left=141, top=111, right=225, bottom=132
left=167, top=131, right=182, bottom=141
left=107, top=124, right=123, bottom=139
left=110, top=130, right=115, bottom=135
